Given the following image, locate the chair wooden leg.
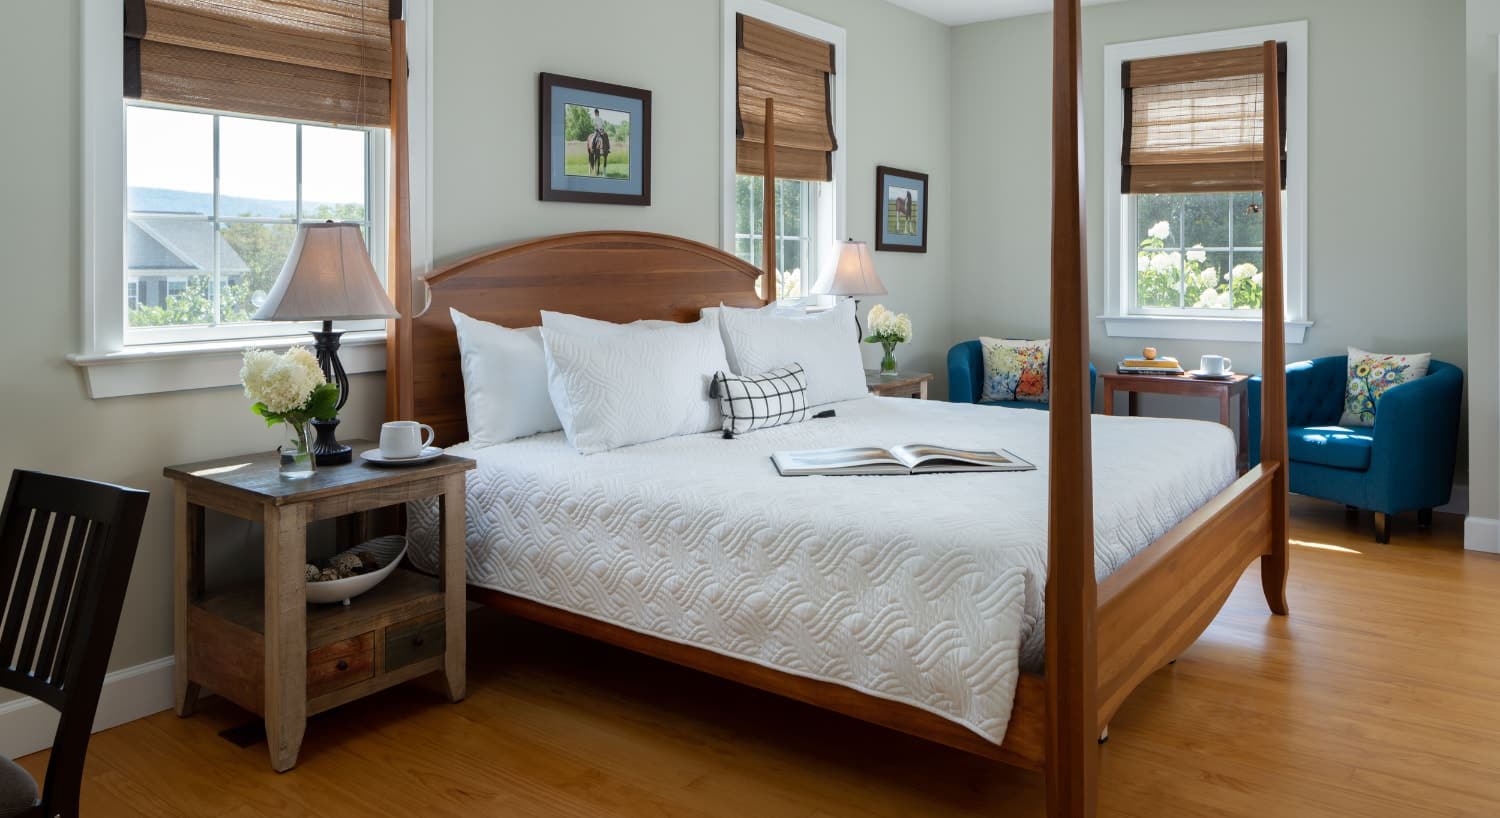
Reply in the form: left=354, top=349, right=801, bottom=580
left=1418, top=508, right=1433, bottom=529
left=1374, top=512, right=1392, bottom=544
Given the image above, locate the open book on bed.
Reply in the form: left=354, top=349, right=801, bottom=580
left=771, top=444, right=1036, bottom=476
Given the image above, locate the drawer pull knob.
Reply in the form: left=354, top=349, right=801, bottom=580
left=336, top=660, right=349, bottom=671
left=412, top=636, right=425, bottom=647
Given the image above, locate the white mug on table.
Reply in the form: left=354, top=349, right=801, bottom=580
left=380, top=420, right=435, bottom=459
left=1200, top=354, right=1233, bottom=376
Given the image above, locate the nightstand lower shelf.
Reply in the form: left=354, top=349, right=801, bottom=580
left=186, top=570, right=446, bottom=718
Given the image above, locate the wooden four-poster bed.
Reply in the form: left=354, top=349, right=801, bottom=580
left=382, top=2, right=1290, bottom=815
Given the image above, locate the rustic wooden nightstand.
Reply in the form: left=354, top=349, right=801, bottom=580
left=866, top=370, right=933, bottom=399
left=163, top=441, right=474, bottom=772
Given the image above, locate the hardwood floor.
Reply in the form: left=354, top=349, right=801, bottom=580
left=19, top=497, right=1500, bottom=817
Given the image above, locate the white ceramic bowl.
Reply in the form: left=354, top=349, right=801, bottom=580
left=306, top=535, right=407, bottom=606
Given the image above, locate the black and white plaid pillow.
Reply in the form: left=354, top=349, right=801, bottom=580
left=710, top=364, right=809, bottom=437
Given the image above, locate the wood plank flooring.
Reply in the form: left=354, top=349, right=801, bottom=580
left=18, top=497, right=1500, bottom=817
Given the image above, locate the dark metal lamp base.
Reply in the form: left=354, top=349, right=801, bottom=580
left=311, top=417, right=352, bottom=466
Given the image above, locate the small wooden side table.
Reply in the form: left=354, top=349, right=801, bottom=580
left=867, top=370, right=933, bottom=399
left=1100, top=372, right=1251, bottom=471
left=164, top=441, right=475, bottom=772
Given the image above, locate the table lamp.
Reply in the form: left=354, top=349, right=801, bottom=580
left=814, top=239, right=887, bottom=340
left=254, top=221, right=399, bottom=465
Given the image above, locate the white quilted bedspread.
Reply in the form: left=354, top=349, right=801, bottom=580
left=408, top=397, right=1236, bottom=744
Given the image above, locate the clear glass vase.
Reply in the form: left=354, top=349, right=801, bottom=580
left=879, top=341, right=899, bottom=376
left=279, top=420, right=317, bottom=480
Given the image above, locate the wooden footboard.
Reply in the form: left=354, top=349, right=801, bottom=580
left=1094, top=464, right=1279, bottom=731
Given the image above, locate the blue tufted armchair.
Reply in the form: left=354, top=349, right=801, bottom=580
left=947, top=340, right=1097, bottom=410
left=1248, top=355, right=1463, bottom=543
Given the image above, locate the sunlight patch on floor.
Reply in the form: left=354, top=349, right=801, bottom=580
left=1290, top=538, right=1361, bottom=555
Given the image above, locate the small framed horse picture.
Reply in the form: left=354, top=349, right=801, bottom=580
left=875, top=166, right=929, bottom=253
left=539, top=73, right=652, bottom=205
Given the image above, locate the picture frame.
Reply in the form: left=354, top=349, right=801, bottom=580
left=875, top=166, right=929, bottom=253
left=539, top=73, right=652, bottom=206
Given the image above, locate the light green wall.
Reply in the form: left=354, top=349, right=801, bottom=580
left=951, top=0, right=1470, bottom=431
left=1466, top=0, right=1498, bottom=521
left=432, top=0, right=954, bottom=390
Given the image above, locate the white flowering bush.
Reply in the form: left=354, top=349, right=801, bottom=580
left=240, top=347, right=338, bottom=426
left=1138, top=220, right=1263, bottom=311
left=864, top=304, right=913, bottom=345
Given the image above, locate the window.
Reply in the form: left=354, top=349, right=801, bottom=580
left=734, top=177, right=822, bottom=300
left=722, top=0, right=846, bottom=303
left=125, top=103, right=382, bottom=343
left=1103, top=23, right=1310, bottom=343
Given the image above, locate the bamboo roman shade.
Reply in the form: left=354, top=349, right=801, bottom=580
left=124, top=0, right=397, bottom=127
left=735, top=14, right=838, bottom=183
left=1121, top=43, right=1287, bottom=194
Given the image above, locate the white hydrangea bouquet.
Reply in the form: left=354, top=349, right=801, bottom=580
left=240, top=347, right=339, bottom=478
left=864, top=304, right=913, bottom=375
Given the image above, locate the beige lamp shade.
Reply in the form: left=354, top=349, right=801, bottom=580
left=814, top=240, right=886, bottom=297
left=253, top=222, right=399, bottom=321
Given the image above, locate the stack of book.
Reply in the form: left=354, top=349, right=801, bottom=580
left=1117, top=356, right=1184, bottom=375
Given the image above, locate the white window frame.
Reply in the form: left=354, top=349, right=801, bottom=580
left=1102, top=21, right=1312, bottom=344
left=720, top=0, right=846, bottom=301
left=70, top=0, right=434, bottom=398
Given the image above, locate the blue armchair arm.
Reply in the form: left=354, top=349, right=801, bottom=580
left=1366, top=361, right=1464, bottom=513
left=1248, top=356, right=1347, bottom=466
left=947, top=342, right=979, bottom=404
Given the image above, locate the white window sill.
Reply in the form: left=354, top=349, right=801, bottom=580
left=1101, top=315, right=1312, bottom=345
left=67, top=330, right=387, bottom=399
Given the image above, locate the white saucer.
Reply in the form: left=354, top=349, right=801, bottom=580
left=360, top=446, right=445, bottom=466
left=1187, top=369, right=1236, bottom=380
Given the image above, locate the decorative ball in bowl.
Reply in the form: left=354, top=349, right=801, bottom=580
left=305, top=535, right=407, bottom=606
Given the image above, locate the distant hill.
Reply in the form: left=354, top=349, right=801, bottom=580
left=129, top=187, right=358, bottom=220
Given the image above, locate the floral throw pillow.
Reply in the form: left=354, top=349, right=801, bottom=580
left=1339, top=347, right=1430, bottom=427
left=980, top=337, right=1051, bottom=403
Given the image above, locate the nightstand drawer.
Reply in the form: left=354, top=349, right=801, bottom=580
left=307, top=633, right=375, bottom=698
left=385, top=614, right=444, bottom=671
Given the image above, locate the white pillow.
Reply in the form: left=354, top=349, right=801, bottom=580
left=450, top=309, right=561, bottom=447
left=717, top=299, right=867, bottom=407
left=540, top=311, right=730, bottom=453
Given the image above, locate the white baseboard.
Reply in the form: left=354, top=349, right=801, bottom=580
left=1, top=656, right=174, bottom=760
left=1465, top=516, right=1500, bottom=554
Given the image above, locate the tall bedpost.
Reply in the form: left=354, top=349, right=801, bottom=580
left=762, top=98, right=778, bottom=304
left=1046, top=0, right=1099, bottom=815
left=1259, top=40, right=1291, bottom=615
left=386, top=6, right=415, bottom=423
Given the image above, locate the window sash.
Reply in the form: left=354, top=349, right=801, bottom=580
left=123, top=100, right=386, bottom=346
left=734, top=176, right=821, bottom=302
left=1126, top=191, right=1273, bottom=317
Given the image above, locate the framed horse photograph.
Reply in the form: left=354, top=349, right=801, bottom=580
left=539, top=73, right=652, bottom=205
left=875, top=165, right=929, bottom=253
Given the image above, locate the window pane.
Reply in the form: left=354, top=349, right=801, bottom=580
left=127, top=106, right=213, bottom=215
left=1230, top=251, right=1265, bottom=310
left=218, top=222, right=297, bottom=323
left=1136, top=245, right=1182, bottom=308
left=1135, top=194, right=1182, bottom=246
left=735, top=176, right=756, bottom=235
left=127, top=217, right=216, bottom=327
left=1183, top=192, right=1230, bottom=247
left=1232, top=192, right=1265, bottom=246
left=220, top=117, right=297, bottom=218
left=303, top=126, right=367, bottom=222
left=1186, top=250, right=1231, bottom=309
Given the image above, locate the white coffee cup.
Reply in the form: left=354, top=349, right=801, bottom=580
left=380, top=420, right=435, bottom=459
left=1200, top=354, right=1233, bottom=376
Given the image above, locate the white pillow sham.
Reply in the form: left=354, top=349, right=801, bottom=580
left=717, top=299, right=867, bottom=407
left=450, top=309, right=561, bottom=447
left=540, top=311, right=730, bottom=454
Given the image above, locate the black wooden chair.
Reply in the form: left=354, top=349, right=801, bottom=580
left=0, top=471, right=148, bottom=818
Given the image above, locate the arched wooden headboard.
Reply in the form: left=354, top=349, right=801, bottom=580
left=386, top=231, right=769, bottom=446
